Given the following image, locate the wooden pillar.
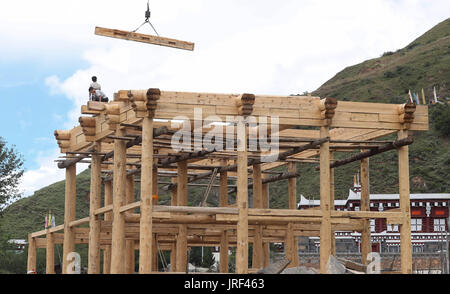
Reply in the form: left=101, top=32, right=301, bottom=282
left=220, top=230, right=229, bottom=273
left=88, top=143, right=102, bottom=274
left=62, top=164, right=76, bottom=274
left=171, top=178, right=178, bottom=206
left=287, top=162, right=299, bottom=268
left=175, top=224, right=188, bottom=272
left=103, top=180, right=113, bottom=274
left=152, top=162, right=158, bottom=205
left=111, top=129, right=127, bottom=274
left=177, top=161, right=188, bottom=206
left=152, top=234, right=158, bottom=272
left=360, top=156, right=371, bottom=265
left=285, top=223, right=298, bottom=268
left=252, top=164, right=263, bottom=269
left=125, top=175, right=135, bottom=274
left=220, top=159, right=229, bottom=273
left=219, top=159, right=228, bottom=207
left=319, top=126, right=332, bottom=274
left=139, top=116, right=154, bottom=274
left=236, top=117, right=249, bottom=274
left=330, top=153, right=336, bottom=256
left=288, top=162, right=297, bottom=210
left=27, top=234, right=36, bottom=274
left=46, top=230, right=55, bottom=274
left=262, top=174, right=270, bottom=267
left=170, top=243, right=177, bottom=272
left=398, top=129, right=412, bottom=274
left=252, top=226, right=263, bottom=270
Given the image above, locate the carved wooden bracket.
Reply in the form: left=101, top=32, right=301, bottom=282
left=79, top=117, right=96, bottom=142
left=129, top=88, right=161, bottom=118
left=319, top=98, right=338, bottom=125
left=235, top=93, right=256, bottom=116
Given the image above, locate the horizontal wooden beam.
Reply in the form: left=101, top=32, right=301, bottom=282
left=95, top=27, right=195, bottom=51
left=327, top=137, right=414, bottom=169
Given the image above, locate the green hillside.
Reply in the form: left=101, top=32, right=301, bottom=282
left=1, top=18, right=450, bottom=245
left=313, top=18, right=450, bottom=103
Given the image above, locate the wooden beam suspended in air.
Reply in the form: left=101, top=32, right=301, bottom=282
left=95, top=27, right=195, bottom=51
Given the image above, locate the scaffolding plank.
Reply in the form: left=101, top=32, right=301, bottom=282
left=95, top=27, right=195, bottom=51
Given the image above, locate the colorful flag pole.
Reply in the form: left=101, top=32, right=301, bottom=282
left=422, top=88, right=426, bottom=105
left=408, top=90, right=414, bottom=104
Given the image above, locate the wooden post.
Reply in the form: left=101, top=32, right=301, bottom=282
left=252, top=164, right=263, bottom=269
left=125, top=175, right=135, bottom=274
left=171, top=177, right=178, bottom=206
left=262, top=174, right=270, bottom=267
left=288, top=162, right=297, bottom=210
left=139, top=116, right=154, bottom=274
left=220, top=159, right=229, bottom=273
left=62, top=164, right=76, bottom=274
left=111, top=129, right=127, bottom=274
left=46, top=230, right=55, bottom=274
left=220, top=159, right=228, bottom=207
left=220, top=230, right=229, bottom=273
left=287, top=162, right=299, bottom=268
left=330, top=153, right=336, bottom=256
left=170, top=243, right=177, bottom=272
left=285, top=223, right=298, bottom=267
left=236, top=117, right=249, bottom=274
left=360, top=156, right=371, bottom=265
left=175, top=160, right=188, bottom=272
left=152, top=161, right=158, bottom=205
left=27, top=234, right=36, bottom=274
left=319, top=126, right=332, bottom=274
left=398, top=129, right=412, bottom=274
left=152, top=234, right=158, bottom=272
left=176, top=224, right=188, bottom=272
left=103, top=180, right=113, bottom=274
left=252, top=226, right=263, bottom=270
left=88, top=143, right=102, bottom=274
left=177, top=161, right=188, bottom=206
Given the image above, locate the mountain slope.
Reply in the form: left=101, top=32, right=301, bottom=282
left=1, top=18, right=450, bottom=241
left=313, top=18, right=450, bottom=103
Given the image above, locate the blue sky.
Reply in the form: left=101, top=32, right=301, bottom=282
left=0, top=0, right=449, bottom=198
left=0, top=58, right=88, bottom=170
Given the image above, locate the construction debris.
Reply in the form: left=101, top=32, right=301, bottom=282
left=256, top=258, right=291, bottom=274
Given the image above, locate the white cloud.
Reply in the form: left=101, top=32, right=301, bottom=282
left=4, top=0, right=450, bottom=197
left=18, top=149, right=89, bottom=197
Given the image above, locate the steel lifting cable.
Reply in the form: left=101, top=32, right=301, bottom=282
left=128, top=1, right=161, bottom=42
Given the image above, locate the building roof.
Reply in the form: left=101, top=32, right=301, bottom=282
left=298, top=186, right=450, bottom=208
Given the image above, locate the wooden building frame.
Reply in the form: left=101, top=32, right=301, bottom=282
left=27, top=88, right=428, bottom=274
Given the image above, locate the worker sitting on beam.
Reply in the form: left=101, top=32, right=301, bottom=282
left=89, top=87, right=109, bottom=103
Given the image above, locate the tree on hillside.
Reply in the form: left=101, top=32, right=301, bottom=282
left=0, top=137, right=24, bottom=214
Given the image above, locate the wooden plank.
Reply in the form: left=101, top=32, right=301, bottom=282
left=95, top=27, right=195, bottom=51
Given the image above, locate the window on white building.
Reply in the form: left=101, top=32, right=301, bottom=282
left=434, top=219, right=446, bottom=232
left=387, top=224, right=399, bottom=232
left=411, top=219, right=422, bottom=232
left=370, top=220, right=376, bottom=233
